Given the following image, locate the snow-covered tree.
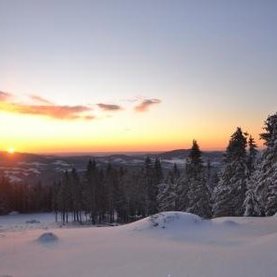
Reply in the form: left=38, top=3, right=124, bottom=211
left=177, top=140, right=211, bottom=218
left=213, top=127, right=248, bottom=217
left=247, top=135, right=258, bottom=174
left=157, top=163, right=180, bottom=212
left=157, top=181, right=177, bottom=212
left=206, top=160, right=219, bottom=194
left=141, top=157, right=164, bottom=215
left=249, top=113, right=277, bottom=216
left=176, top=173, right=189, bottom=211
left=243, top=135, right=260, bottom=216
left=243, top=188, right=261, bottom=216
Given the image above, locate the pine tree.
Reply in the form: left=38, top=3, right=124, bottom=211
left=205, top=160, right=219, bottom=195
left=84, top=160, right=98, bottom=224
left=265, top=165, right=277, bottom=215
left=243, top=135, right=259, bottom=216
left=143, top=156, right=158, bottom=215
left=247, top=135, right=258, bottom=174
left=114, top=167, right=128, bottom=223
left=0, top=176, right=12, bottom=215
left=51, top=181, right=60, bottom=222
left=154, top=158, right=163, bottom=185
left=104, top=163, right=119, bottom=223
left=151, top=158, right=163, bottom=212
left=157, top=162, right=180, bottom=212
left=185, top=140, right=211, bottom=218
left=213, top=128, right=248, bottom=217
left=173, top=163, right=180, bottom=180
left=71, top=168, right=83, bottom=223
left=244, top=188, right=261, bottom=216
left=176, top=174, right=189, bottom=211
left=251, top=113, right=277, bottom=216
left=57, top=171, right=72, bottom=224
left=124, top=168, right=145, bottom=220
left=157, top=181, right=177, bottom=212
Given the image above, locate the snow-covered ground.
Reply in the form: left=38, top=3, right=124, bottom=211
left=0, top=212, right=277, bottom=277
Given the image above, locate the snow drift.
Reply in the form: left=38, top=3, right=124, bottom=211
left=125, top=211, right=203, bottom=231
left=1, top=212, right=277, bottom=277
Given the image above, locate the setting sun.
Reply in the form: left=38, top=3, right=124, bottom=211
left=7, top=147, right=15, bottom=154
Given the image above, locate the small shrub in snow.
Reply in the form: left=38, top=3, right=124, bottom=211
left=37, top=232, right=58, bottom=243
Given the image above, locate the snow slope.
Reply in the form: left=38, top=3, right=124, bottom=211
left=0, top=212, right=277, bottom=277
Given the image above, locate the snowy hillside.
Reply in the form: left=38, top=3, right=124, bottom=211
left=1, top=212, right=277, bottom=277
left=0, top=150, right=223, bottom=184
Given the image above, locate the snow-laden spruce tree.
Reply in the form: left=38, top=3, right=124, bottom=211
left=176, top=170, right=189, bottom=211
left=157, top=182, right=177, bottom=212
left=247, top=135, right=258, bottom=173
left=213, top=127, right=249, bottom=217
left=244, top=189, right=261, bottom=216
left=243, top=135, right=260, bottom=216
left=157, top=163, right=180, bottom=212
left=248, top=113, right=277, bottom=216
left=177, top=140, right=211, bottom=218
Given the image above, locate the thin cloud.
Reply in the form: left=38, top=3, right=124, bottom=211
left=97, top=103, right=122, bottom=111
left=29, top=94, right=54, bottom=105
left=134, top=98, right=161, bottom=112
left=0, top=92, right=94, bottom=120
left=15, top=104, right=92, bottom=119
left=0, top=91, right=13, bottom=101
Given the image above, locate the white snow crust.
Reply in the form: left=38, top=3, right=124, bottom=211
left=1, top=212, right=277, bottom=277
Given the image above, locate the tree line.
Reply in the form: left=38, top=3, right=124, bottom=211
left=51, top=157, right=166, bottom=224
left=0, top=180, right=52, bottom=215
left=1, top=112, right=277, bottom=222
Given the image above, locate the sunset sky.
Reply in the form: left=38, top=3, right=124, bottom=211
left=0, top=0, right=276, bottom=154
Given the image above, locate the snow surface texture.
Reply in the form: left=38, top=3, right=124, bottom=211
left=1, top=212, right=277, bottom=277
left=0, top=213, right=58, bottom=232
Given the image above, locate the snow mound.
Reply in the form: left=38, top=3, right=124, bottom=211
left=126, top=212, right=203, bottom=232
left=37, top=232, right=58, bottom=243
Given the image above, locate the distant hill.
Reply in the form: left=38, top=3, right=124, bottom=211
left=0, top=149, right=224, bottom=185
left=158, top=149, right=223, bottom=160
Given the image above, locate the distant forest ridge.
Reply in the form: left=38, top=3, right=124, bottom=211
left=0, top=149, right=224, bottom=159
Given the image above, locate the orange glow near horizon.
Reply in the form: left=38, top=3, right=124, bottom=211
left=1, top=127, right=264, bottom=155
left=0, top=93, right=267, bottom=155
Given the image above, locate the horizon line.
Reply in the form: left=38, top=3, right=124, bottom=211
left=2, top=148, right=231, bottom=157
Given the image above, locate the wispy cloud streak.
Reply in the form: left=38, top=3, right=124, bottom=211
left=29, top=94, right=54, bottom=105
left=0, top=92, right=94, bottom=120
left=134, top=98, right=161, bottom=112
left=0, top=91, right=162, bottom=120
left=0, top=91, right=13, bottom=101
left=97, top=103, right=122, bottom=111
